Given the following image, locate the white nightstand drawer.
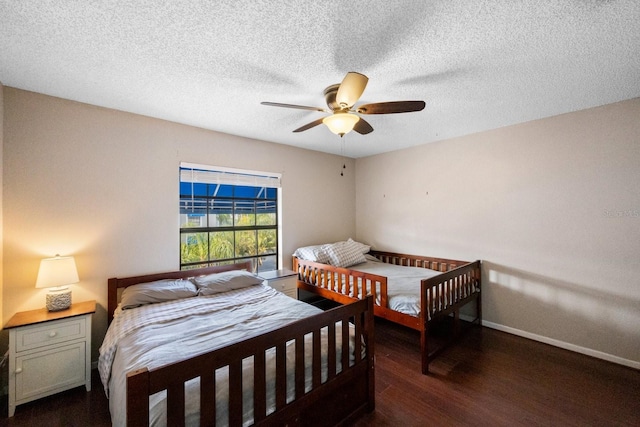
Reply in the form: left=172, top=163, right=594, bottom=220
left=271, top=280, right=295, bottom=293
left=260, top=269, right=298, bottom=299
left=15, top=317, right=86, bottom=352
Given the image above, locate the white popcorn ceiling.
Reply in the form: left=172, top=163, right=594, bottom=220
left=1, top=0, right=639, bottom=158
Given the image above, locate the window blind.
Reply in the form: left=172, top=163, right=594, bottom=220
left=180, top=162, right=281, bottom=188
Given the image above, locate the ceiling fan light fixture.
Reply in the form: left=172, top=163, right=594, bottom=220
left=323, top=113, right=360, bottom=136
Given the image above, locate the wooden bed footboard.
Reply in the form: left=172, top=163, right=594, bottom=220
left=294, top=258, right=389, bottom=308
left=126, top=296, right=375, bottom=427
left=421, top=259, right=482, bottom=320
left=420, top=260, right=482, bottom=374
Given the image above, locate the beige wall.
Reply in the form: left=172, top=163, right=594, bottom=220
left=355, top=98, right=640, bottom=367
left=0, top=82, right=4, bottom=328
left=2, top=88, right=356, bottom=362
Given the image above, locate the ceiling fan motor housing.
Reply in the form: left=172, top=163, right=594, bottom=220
left=323, top=84, right=341, bottom=111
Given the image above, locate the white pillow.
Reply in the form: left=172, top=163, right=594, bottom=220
left=348, top=238, right=371, bottom=254
left=364, top=253, right=381, bottom=262
left=120, top=279, right=198, bottom=310
left=194, top=270, right=264, bottom=295
left=324, top=240, right=367, bottom=268
left=293, top=245, right=330, bottom=264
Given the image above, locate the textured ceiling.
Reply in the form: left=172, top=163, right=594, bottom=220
left=1, top=1, right=639, bottom=158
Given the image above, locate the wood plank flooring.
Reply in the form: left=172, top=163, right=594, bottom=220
left=356, top=319, right=640, bottom=426
left=1, top=319, right=638, bottom=426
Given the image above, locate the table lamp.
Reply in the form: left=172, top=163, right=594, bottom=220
left=35, top=255, right=79, bottom=311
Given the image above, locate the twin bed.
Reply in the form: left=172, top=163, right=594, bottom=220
left=100, top=262, right=375, bottom=426
left=293, top=240, right=482, bottom=374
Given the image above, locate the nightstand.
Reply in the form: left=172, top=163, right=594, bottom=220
left=5, top=300, right=96, bottom=417
left=260, top=269, right=298, bottom=299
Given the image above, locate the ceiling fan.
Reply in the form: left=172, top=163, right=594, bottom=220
left=261, top=72, right=425, bottom=137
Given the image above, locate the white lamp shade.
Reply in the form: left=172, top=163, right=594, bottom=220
left=35, top=255, right=79, bottom=289
left=323, top=113, right=360, bottom=136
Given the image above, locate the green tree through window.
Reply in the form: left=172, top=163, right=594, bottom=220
left=179, top=166, right=279, bottom=272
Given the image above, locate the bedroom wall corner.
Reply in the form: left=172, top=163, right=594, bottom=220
left=354, top=98, right=640, bottom=367
left=0, top=81, right=5, bottom=396
left=0, top=81, right=4, bottom=326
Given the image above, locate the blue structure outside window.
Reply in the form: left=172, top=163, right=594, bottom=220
left=179, top=166, right=279, bottom=272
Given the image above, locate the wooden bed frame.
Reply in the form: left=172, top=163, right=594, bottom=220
left=293, top=250, right=481, bottom=374
left=107, top=262, right=375, bottom=426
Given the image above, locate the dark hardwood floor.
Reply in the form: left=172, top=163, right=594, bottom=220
left=356, top=320, right=639, bottom=426
left=0, top=369, right=111, bottom=427
left=1, top=319, right=638, bottom=426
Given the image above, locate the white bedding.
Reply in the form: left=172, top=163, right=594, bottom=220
left=99, top=284, right=354, bottom=426
left=345, top=260, right=442, bottom=317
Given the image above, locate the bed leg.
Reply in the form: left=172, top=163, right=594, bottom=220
left=477, top=287, right=483, bottom=326
left=366, top=296, right=376, bottom=412
left=475, top=260, right=482, bottom=326
left=453, top=309, right=460, bottom=337
left=421, top=319, right=429, bottom=375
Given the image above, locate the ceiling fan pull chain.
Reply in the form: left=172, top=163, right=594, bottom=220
left=340, top=136, right=346, bottom=176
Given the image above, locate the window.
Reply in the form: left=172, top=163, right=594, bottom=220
left=179, top=163, right=281, bottom=273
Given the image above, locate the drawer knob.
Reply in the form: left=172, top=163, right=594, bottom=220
left=15, top=368, right=22, bottom=374
left=49, top=331, right=57, bottom=338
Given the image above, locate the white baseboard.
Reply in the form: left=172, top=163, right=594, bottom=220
left=482, top=320, right=640, bottom=370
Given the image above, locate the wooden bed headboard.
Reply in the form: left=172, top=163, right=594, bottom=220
left=107, top=261, right=253, bottom=325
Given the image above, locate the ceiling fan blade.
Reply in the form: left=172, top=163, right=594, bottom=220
left=353, top=117, right=374, bottom=135
left=336, top=72, right=369, bottom=108
left=261, top=101, right=326, bottom=113
left=293, top=118, right=325, bottom=133
left=356, top=100, right=425, bottom=114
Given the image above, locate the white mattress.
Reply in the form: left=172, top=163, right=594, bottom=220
left=99, top=284, right=354, bottom=426
left=348, top=260, right=442, bottom=317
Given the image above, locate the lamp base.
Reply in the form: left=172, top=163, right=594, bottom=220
left=45, top=287, right=72, bottom=311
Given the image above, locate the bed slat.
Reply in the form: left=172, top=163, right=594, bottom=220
left=275, top=342, right=287, bottom=410
left=295, top=334, right=305, bottom=400
left=253, top=352, right=267, bottom=422
left=354, top=311, right=362, bottom=365
left=228, top=359, right=243, bottom=426
left=327, top=321, right=337, bottom=380
left=166, top=383, right=185, bottom=427
left=199, top=372, right=215, bottom=426
left=312, top=328, right=321, bottom=388
left=342, top=319, right=349, bottom=371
